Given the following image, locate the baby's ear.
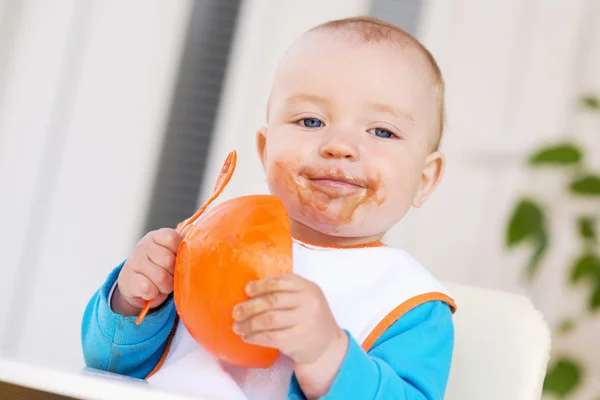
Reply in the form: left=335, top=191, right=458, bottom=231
left=412, top=151, right=445, bottom=208
left=256, top=127, right=268, bottom=171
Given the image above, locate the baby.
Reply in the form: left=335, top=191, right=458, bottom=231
left=82, top=16, right=456, bottom=400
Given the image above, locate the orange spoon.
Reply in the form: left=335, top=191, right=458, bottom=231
left=135, top=150, right=237, bottom=325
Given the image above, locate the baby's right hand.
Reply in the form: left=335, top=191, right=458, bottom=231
left=111, top=228, right=184, bottom=317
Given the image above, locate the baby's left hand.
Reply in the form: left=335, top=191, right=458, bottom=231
left=232, top=273, right=345, bottom=364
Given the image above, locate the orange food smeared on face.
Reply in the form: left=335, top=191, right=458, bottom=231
left=337, top=173, right=386, bottom=223
left=271, top=160, right=386, bottom=229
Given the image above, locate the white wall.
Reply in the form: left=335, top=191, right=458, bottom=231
left=402, top=0, right=599, bottom=290
left=0, top=0, right=192, bottom=368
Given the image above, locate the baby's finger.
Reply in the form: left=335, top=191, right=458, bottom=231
left=232, top=292, right=299, bottom=321
left=240, top=328, right=293, bottom=349
left=245, top=274, right=303, bottom=297
left=134, top=260, right=174, bottom=295
left=130, top=273, right=160, bottom=301
left=152, top=228, right=183, bottom=254
left=146, top=244, right=177, bottom=273
left=233, top=310, right=297, bottom=336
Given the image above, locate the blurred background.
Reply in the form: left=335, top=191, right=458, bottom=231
left=0, top=0, right=599, bottom=398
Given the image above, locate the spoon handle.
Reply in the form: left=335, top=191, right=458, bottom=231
left=135, top=151, right=237, bottom=325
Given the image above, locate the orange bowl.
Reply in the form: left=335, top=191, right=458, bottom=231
left=174, top=195, right=293, bottom=368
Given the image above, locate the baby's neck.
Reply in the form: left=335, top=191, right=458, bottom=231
left=290, top=220, right=384, bottom=248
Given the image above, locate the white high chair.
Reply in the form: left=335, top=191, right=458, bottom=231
left=443, top=282, right=551, bottom=400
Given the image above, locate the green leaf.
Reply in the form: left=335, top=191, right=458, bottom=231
left=505, top=200, right=548, bottom=280
left=581, top=95, right=600, bottom=110
left=590, top=283, right=600, bottom=312
left=506, top=199, right=545, bottom=247
left=557, top=319, right=576, bottom=336
left=570, top=253, right=600, bottom=285
left=528, top=144, right=582, bottom=166
left=570, top=175, right=600, bottom=196
left=526, top=229, right=548, bottom=280
left=543, top=357, right=583, bottom=398
left=578, top=217, right=596, bottom=241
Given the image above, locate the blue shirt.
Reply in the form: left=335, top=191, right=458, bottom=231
left=81, top=262, right=454, bottom=399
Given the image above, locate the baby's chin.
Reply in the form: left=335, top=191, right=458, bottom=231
left=288, top=201, right=388, bottom=240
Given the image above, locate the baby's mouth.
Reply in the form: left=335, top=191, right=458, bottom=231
left=299, top=168, right=367, bottom=198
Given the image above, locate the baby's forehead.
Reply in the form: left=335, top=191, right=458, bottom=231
left=281, top=29, right=436, bottom=83
left=273, top=32, right=434, bottom=99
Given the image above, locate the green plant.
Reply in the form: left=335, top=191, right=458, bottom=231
left=506, top=94, right=600, bottom=399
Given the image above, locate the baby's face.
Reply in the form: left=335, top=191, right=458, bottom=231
left=258, top=31, right=443, bottom=244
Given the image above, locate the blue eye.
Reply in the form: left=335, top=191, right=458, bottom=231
left=373, top=127, right=394, bottom=138
left=301, top=118, right=323, bottom=128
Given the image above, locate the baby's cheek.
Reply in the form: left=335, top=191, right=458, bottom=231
left=379, top=182, right=413, bottom=217
left=266, top=159, right=296, bottom=194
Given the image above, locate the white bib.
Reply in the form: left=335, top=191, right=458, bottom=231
left=147, top=240, right=454, bottom=400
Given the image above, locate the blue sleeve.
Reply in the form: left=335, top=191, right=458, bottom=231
left=288, top=301, right=454, bottom=400
left=81, top=261, right=177, bottom=379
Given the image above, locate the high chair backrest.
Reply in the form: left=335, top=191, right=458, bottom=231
left=443, top=282, right=551, bottom=400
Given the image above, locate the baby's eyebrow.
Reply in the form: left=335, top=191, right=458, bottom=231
left=368, top=103, right=415, bottom=122
left=284, top=93, right=331, bottom=108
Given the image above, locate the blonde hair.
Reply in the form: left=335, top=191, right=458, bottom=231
left=310, top=16, right=446, bottom=149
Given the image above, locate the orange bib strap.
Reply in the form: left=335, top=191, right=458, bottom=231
left=145, top=316, right=180, bottom=380
left=361, top=292, right=457, bottom=352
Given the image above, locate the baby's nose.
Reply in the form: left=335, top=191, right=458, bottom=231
left=318, top=134, right=359, bottom=161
